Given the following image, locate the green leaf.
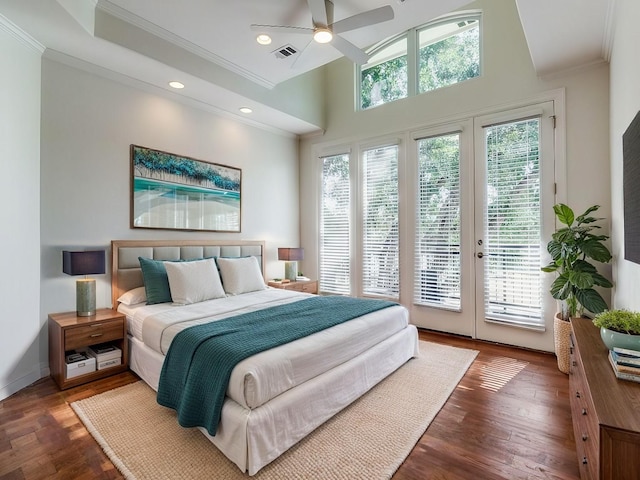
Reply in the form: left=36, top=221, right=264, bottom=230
left=541, top=262, right=558, bottom=273
left=575, top=205, right=600, bottom=224
left=575, top=288, right=608, bottom=314
left=581, top=240, right=612, bottom=263
left=591, top=272, right=613, bottom=288
left=550, top=274, right=571, bottom=300
left=547, top=240, right=563, bottom=261
left=568, top=270, right=594, bottom=289
left=553, top=204, right=574, bottom=226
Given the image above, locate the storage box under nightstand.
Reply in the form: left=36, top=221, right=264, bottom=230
left=66, top=354, right=96, bottom=378
left=87, top=343, right=122, bottom=370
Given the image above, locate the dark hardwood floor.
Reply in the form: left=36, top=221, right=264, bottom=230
left=0, top=330, right=580, bottom=479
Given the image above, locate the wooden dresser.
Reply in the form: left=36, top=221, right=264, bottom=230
left=569, top=317, right=640, bottom=479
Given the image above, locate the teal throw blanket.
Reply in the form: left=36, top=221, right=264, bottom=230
left=157, top=295, right=397, bottom=435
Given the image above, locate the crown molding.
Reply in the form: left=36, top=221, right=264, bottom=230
left=0, top=13, right=45, bottom=54
left=95, top=0, right=276, bottom=90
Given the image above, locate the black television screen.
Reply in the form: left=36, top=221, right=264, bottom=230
left=624, top=110, right=640, bottom=264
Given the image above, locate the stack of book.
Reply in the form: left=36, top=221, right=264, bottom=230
left=608, top=346, right=640, bottom=383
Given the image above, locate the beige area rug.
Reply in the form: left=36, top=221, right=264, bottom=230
left=71, top=341, right=477, bottom=479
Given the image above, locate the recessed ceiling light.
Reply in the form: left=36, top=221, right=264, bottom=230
left=256, top=34, right=272, bottom=45
left=168, top=81, right=184, bottom=89
left=239, top=107, right=253, bottom=114
left=313, top=28, right=333, bottom=44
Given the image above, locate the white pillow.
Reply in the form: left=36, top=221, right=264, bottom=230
left=216, top=256, right=266, bottom=296
left=165, top=258, right=226, bottom=305
left=117, top=286, right=147, bottom=306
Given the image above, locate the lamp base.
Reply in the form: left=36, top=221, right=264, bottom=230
left=284, top=261, right=298, bottom=281
left=76, top=278, right=96, bottom=317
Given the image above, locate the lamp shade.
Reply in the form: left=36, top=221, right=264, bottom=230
left=278, top=248, right=304, bottom=261
left=62, top=250, right=106, bottom=276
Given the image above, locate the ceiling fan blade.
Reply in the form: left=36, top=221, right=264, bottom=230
left=250, top=24, right=313, bottom=35
left=307, top=0, right=328, bottom=27
left=331, top=5, right=394, bottom=34
left=331, top=34, right=369, bottom=65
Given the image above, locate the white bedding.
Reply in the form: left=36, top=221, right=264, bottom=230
left=119, top=288, right=411, bottom=409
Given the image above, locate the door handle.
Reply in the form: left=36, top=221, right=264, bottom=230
left=477, top=252, right=484, bottom=258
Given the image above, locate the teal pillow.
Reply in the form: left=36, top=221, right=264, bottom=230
left=138, top=257, right=172, bottom=305
left=138, top=256, right=217, bottom=304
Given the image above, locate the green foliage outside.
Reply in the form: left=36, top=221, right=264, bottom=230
left=360, top=22, right=479, bottom=109
left=133, top=146, right=240, bottom=192
left=419, top=26, right=479, bottom=93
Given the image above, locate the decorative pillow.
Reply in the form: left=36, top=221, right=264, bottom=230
left=138, top=257, right=173, bottom=305
left=165, top=258, right=226, bottom=305
left=216, top=256, right=266, bottom=296
left=117, top=286, right=147, bottom=306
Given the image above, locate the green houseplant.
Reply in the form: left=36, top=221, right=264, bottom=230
left=541, top=204, right=613, bottom=372
left=593, top=309, right=640, bottom=351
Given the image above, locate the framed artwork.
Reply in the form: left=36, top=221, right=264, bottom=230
left=130, top=145, right=241, bottom=232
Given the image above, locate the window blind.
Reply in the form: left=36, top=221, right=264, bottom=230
left=362, top=145, right=399, bottom=299
left=414, top=133, right=461, bottom=309
left=320, top=154, right=351, bottom=295
left=483, top=118, right=543, bottom=328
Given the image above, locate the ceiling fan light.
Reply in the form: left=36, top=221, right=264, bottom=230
left=256, top=34, right=272, bottom=45
left=313, top=28, right=333, bottom=44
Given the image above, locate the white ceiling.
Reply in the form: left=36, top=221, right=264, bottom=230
left=0, top=0, right=614, bottom=135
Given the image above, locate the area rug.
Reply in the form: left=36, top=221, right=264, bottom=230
left=71, top=340, right=477, bottom=479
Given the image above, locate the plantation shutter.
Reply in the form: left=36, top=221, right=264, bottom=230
left=320, top=153, right=351, bottom=295
left=362, top=144, right=399, bottom=299
left=482, top=117, right=543, bottom=328
left=414, top=133, right=461, bottom=309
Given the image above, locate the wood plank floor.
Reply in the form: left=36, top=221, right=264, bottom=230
left=0, top=330, right=580, bottom=480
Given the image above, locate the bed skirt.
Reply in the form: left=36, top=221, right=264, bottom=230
left=128, top=325, right=419, bottom=475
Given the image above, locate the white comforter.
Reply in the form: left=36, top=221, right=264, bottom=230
left=120, top=289, right=410, bottom=409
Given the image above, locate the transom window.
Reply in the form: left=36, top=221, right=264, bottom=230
left=359, top=13, right=481, bottom=110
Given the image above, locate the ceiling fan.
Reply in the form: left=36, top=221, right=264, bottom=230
left=251, top=0, right=394, bottom=65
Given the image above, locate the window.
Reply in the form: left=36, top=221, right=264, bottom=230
left=418, top=19, right=480, bottom=94
left=362, top=145, right=399, bottom=299
left=360, top=37, right=408, bottom=109
left=320, top=154, right=351, bottom=295
left=414, top=133, right=461, bottom=309
left=359, top=13, right=481, bottom=110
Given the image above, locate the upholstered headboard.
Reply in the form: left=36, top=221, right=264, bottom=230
left=111, top=239, right=265, bottom=307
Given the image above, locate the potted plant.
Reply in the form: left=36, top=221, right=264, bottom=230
left=593, top=309, right=640, bottom=351
left=541, top=204, right=613, bottom=373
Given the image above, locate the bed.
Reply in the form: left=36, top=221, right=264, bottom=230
left=111, top=239, right=419, bottom=475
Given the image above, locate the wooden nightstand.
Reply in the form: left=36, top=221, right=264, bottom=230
left=48, top=308, right=129, bottom=390
left=268, top=279, right=318, bottom=294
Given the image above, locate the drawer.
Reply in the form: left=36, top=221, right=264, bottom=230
left=65, top=319, right=124, bottom=350
left=299, top=282, right=317, bottom=293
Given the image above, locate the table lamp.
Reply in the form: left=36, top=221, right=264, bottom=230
left=278, top=248, right=304, bottom=281
left=63, top=250, right=106, bottom=316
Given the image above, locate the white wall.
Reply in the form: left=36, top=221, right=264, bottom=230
left=299, top=0, right=611, bottom=352
left=609, top=0, right=640, bottom=310
left=0, top=19, right=43, bottom=399
left=39, top=59, right=301, bottom=374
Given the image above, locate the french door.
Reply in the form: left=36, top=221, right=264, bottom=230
left=411, top=102, right=557, bottom=350
left=473, top=103, right=556, bottom=349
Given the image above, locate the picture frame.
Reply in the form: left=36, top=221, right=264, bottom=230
left=130, top=145, right=241, bottom=232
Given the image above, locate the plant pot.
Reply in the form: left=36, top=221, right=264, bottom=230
left=599, top=327, right=640, bottom=351
left=554, top=313, right=572, bottom=374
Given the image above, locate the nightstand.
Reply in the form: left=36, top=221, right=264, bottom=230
left=268, top=279, right=318, bottom=294
left=48, top=308, right=129, bottom=390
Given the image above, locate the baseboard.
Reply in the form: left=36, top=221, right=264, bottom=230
left=0, top=364, right=48, bottom=401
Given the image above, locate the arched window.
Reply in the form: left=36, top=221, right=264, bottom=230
left=359, top=13, right=481, bottom=110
